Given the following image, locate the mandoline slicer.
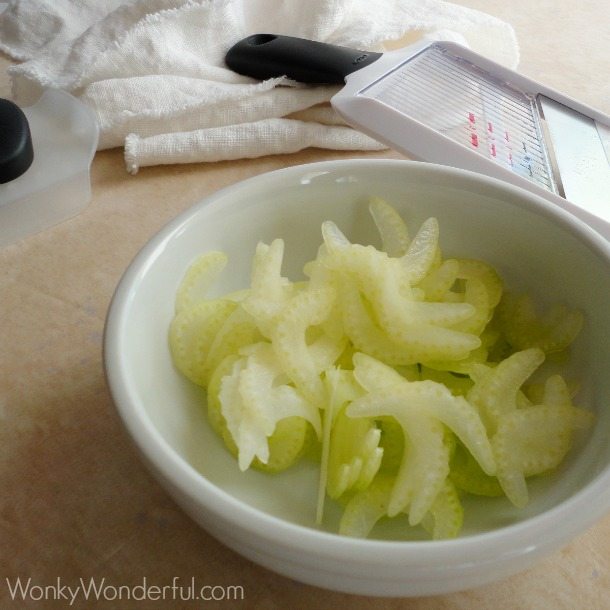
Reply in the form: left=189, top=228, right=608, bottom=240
left=226, top=35, right=610, bottom=239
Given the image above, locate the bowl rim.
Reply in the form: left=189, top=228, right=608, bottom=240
left=104, top=158, right=610, bottom=560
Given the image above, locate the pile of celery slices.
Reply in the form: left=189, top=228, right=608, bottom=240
left=169, top=198, right=593, bottom=540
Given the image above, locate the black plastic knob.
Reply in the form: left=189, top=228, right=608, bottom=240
left=0, top=98, right=34, bottom=184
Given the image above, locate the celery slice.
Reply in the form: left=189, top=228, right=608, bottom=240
left=203, top=306, right=263, bottom=384
left=492, top=374, right=594, bottom=506
left=400, top=217, right=440, bottom=284
left=450, top=277, right=491, bottom=336
left=352, top=355, right=495, bottom=476
left=327, top=403, right=383, bottom=499
left=338, top=475, right=395, bottom=538
left=419, top=367, right=473, bottom=396
left=417, top=258, right=460, bottom=301
left=369, top=196, right=410, bottom=257
left=218, top=344, right=320, bottom=471
left=175, top=251, right=228, bottom=314
left=467, top=348, right=545, bottom=434
left=421, top=479, right=464, bottom=540
left=270, top=286, right=336, bottom=407
left=347, top=389, right=451, bottom=524
left=352, top=351, right=406, bottom=390
left=241, top=239, right=292, bottom=337
left=207, top=354, right=310, bottom=472
left=456, top=258, right=503, bottom=309
left=377, top=416, right=405, bottom=474
left=168, top=299, right=236, bottom=387
left=316, top=369, right=367, bottom=521
left=498, top=293, right=584, bottom=354
left=206, top=354, right=241, bottom=455
left=316, top=368, right=340, bottom=524
left=450, top=441, right=503, bottom=497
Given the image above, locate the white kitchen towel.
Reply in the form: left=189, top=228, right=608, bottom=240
left=0, top=0, right=519, bottom=173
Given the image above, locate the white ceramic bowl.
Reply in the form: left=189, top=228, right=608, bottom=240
left=104, top=160, right=610, bottom=597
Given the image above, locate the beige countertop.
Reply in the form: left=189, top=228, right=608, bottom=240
left=1, top=1, right=609, bottom=608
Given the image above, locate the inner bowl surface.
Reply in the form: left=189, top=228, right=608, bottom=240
left=104, top=160, right=610, bottom=596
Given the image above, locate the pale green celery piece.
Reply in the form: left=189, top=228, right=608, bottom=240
left=368, top=196, right=410, bottom=257
left=466, top=347, right=545, bottom=434
left=400, top=217, right=439, bottom=284
left=174, top=251, right=228, bottom=314
left=421, top=479, right=464, bottom=540
left=270, top=285, right=336, bottom=407
left=169, top=299, right=237, bottom=387
left=207, top=354, right=311, bottom=473
left=498, top=293, right=584, bottom=354
left=327, top=403, right=383, bottom=499
left=204, top=305, right=263, bottom=382
left=338, top=475, right=395, bottom=538
left=492, top=374, right=594, bottom=507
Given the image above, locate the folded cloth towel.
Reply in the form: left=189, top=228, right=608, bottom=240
left=0, top=0, right=519, bottom=173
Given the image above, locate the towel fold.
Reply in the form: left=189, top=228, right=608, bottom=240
left=0, top=0, right=519, bottom=173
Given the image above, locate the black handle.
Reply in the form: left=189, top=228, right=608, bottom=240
left=225, top=34, right=381, bottom=84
